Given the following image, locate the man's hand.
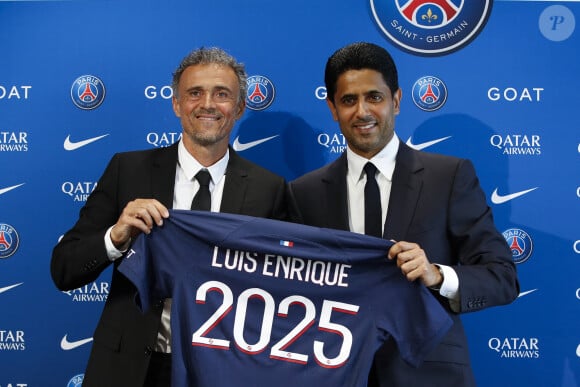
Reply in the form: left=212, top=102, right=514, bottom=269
left=110, top=199, right=170, bottom=249
left=388, top=241, right=442, bottom=288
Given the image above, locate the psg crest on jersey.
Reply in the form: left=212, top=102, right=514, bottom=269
left=70, top=75, right=106, bottom=110
left=246, top=75, right=275, bottom=111
left=0, top=223, right=19, bottom=259
left=369, top=0, right=493, bottom=56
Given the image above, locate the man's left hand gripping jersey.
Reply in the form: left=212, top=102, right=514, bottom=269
left=119, top=210, right=452, bottom=387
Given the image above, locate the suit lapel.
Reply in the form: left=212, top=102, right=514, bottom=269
left=220, top=149, right=248, bottom=213
left=384, top=142, right=423, bottom=241
left=323, top=154, right=350, bottom=231
left=151, top=142, right=178, bottom=209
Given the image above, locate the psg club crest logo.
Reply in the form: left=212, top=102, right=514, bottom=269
left=369, top=0, right=493, bottom=56
left=70, top=75, right=106, bottom=110
left=246, top=75, right=275, bottom=111
left=0, top=223, right=19, bottom=259
left=502, top=228, right=533, bottom=264
left=67, top=374, right=84, bottom=387
left=411, top=76, right=447, bottom=111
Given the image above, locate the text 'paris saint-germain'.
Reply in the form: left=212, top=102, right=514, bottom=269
left=210, top=247, right=352, bottom=288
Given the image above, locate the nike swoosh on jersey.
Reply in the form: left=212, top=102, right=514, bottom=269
left=0, top=183, right=25, bottom=196
left=406, top=136, right=452, bottom=150
left=491, top=187, right=538, bottom=204
left=576, top=344, right=580, bottom=358
left=64, top=134, right=109, bottom=151
left=60, top=334, right=93, bottom=350
left=0, top=283, right=23, bottom=294
left=517, top=289, right=537, bottom=298
left=232, top=135, right=278, bottom=152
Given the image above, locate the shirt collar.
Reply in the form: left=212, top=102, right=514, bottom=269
left=178, top=139, right=229, bottom=183
left=346, top=134, right=399, bottom=182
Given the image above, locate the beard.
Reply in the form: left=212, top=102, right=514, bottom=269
left=182, top=108, right=233, bottom=147
left=187, top=129, right=229, bottom=147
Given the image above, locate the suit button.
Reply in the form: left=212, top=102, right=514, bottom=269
left=144, top=346, right=153, bottom=356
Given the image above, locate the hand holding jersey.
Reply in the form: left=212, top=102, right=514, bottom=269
left=388, top=241, right=443, bottom=288
left=110, top=199, right=170, bottom=249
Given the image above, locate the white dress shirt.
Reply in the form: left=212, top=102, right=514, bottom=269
left=345, top=135, right=459, bottom=310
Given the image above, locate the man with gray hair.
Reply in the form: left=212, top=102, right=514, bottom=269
left=51, top=47, right=287, bottom=387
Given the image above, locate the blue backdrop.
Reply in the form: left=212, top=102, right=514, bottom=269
left=1, top=0, right=579, bottom=386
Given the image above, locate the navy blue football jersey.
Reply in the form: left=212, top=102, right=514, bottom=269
left=119, top=210, right=452, bottom=387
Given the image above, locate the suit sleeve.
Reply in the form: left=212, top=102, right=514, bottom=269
left=50, top=154, right=123, bottom=291
left=448, top=159, right=520, bottom=312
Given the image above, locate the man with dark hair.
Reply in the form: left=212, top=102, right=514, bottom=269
left=288, top=42, right=519, bottom=386
left=51, top=47, right=286, bottom=387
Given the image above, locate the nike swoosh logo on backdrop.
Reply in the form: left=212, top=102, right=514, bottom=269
left=0, top=183, right=25, bottom=196
left=64, top=134, right=109, bottom=151
left=491, top=187, right=538, bottom=204
left=232, top=135, right=279, bottom=152
left=517, top=289, right=537, bottom=298
left=60, top=334, right=93, bottom=350
left=406, top=136, right=452, bottom=150
left=0, top=283, right=23, bottom=294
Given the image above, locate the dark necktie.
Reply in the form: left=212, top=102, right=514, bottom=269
left=191, top=169, right=211, bottom=211
left=364, top=162, right=382, bottom=238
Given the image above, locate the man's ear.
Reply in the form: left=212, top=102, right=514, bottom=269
left=326, top=98, right=338, bottom=121
left=172, top=96, right=181, bottom=118
left=393, top=88, right=402, bottom=115
left=236, top=100, right=246, bottom=120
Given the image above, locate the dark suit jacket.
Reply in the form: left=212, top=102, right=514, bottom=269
left=51, top=143, right=286, bottom=387
left=288, top=142, right=519, bottom=387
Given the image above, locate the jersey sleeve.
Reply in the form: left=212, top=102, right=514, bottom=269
left=117, top=233, right=156, bottom=312
left=377, top=281, right=452, bottom=368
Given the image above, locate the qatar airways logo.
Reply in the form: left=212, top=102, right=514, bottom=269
left=490, top=134, right=541, bottom=156
left=317, top=132, right=347, bottom=154
left=62, top=281, right=109, bottom=302
left=146, top=132, right=181, bottom=147
left=0, top=131, right=28, bottom=152
left=0, top=330, right=25, bottom=351
left=488, top=337, right=540, bottom=359
left=61, top=181, right=97, bottom=202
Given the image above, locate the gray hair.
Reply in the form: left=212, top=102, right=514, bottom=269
left=171, top=47, right=247, bottom=104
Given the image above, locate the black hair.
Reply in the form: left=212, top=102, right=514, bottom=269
left=324, top=42, right=399, bottom=102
